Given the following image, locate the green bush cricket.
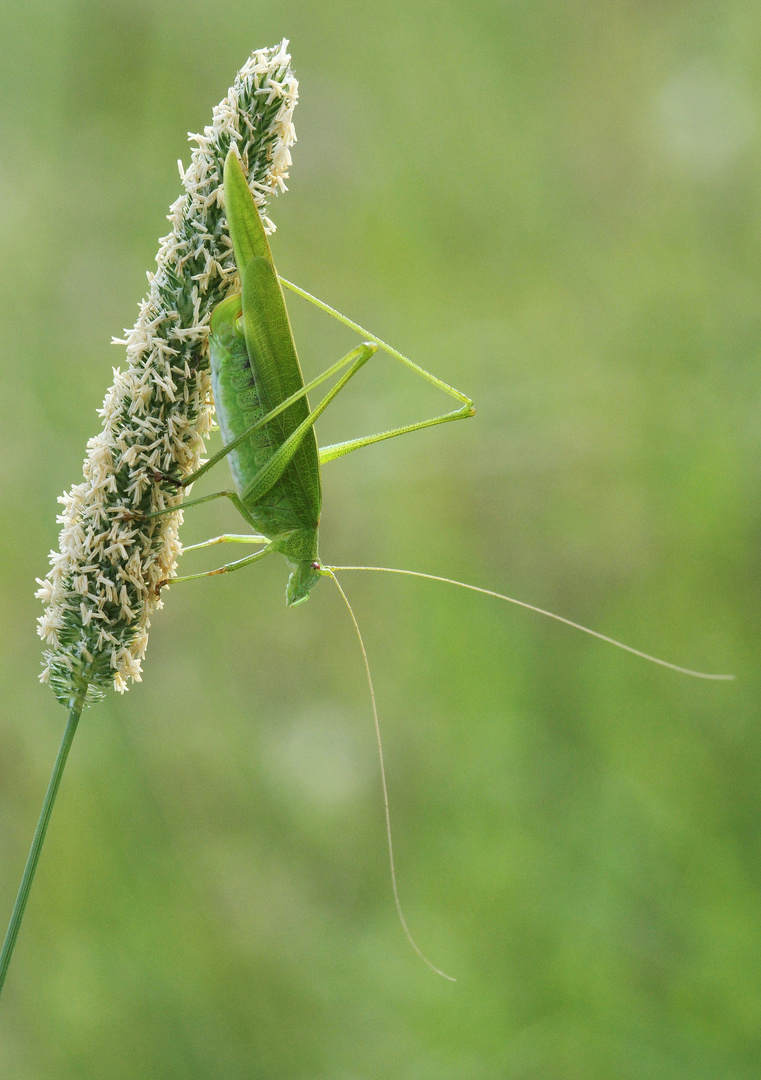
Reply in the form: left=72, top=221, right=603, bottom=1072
left=138, top=148, right=735, bottom=979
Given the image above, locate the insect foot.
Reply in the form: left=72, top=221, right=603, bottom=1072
left=152, top=469, right=180, bottom=487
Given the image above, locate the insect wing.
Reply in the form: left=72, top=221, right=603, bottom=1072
left=239, top=256, right=320, bottom=519
left=223, top=150, right=274, bottom=268
left=222, top=149, right=321, bottom=524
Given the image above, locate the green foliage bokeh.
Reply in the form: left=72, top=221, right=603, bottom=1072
left=0, top=2, right=758, bottom=1077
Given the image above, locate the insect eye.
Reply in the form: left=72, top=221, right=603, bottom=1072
left=311, top=561, right=320, bottom=570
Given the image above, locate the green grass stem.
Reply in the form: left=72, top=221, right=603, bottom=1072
left=0, top=693, right=85, bottom=997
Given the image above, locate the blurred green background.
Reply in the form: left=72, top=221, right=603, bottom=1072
left=0, top=1, right=758, bottom=1076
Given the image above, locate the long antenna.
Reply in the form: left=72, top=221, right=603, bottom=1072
left=330, top=566, right=734, bottom=681
left=324, top=569, right=456, bottom=982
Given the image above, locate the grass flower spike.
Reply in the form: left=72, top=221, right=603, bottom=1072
left=0, top=42, right=298, bottom=998
left=36, top=40, right=298, bottom=707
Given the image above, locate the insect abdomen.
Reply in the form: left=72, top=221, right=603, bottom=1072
left=209, top=295, right=317, bottom=541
